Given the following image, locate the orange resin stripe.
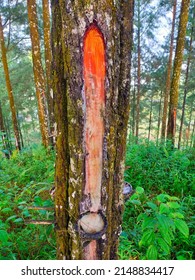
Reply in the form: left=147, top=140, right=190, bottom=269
left=84, top=25, right=105, bottom=212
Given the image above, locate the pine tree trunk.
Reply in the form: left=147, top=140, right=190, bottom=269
left=135, top=0, right=141, bottom=142
left=167, top=0, right=190, bottom=145
left=178, top=15, right=194, bottom=149
left=42, top=0, right=55, bottom=146
left=27, top=0, right=49, bottom=147
left=0, top=102, right=10, bottom=157
left=52, top=0, right=134, bottom=260
left=156, top=90, right=163, bottom=145
left=161, top=0, right=177, bottom=141
left=148, top=95, right=153, bottom=142
left=0, top=14, right=21, bottom=151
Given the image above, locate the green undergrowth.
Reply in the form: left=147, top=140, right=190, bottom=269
left=119, top=141, right=195, bottom=260
left=0, top=145, right=56, bottom=260
left=0, top=142, right=194, bottom=259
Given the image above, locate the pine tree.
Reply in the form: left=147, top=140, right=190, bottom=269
left=52, top=0, right=134, bottom=260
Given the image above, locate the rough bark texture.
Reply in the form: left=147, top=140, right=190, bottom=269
left=52, top=0, right=134, bottom=260
left=42, top=0, right=55, bottom=145
left=178, top=15, right=194, bottom=149
left=161, top=0, right=177, bottom=141
left=27, top=0, right=49, bottom=147
left=167, top=0, right=190, bottom=145
left=135, top=0, right=141, bottom=142
left=0, top=14, right=21, bottom=151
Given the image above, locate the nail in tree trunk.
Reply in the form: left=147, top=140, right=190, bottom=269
left=178, top=13, right=194, bottom=149
left=42, top=0, right=55, bottom=146
left=27, top=0, right=49, bottom=147
left=161, top=0, right=177, bottom=141
left=167, top=0, right=190, bottom=146
left=0, top=14, right=21, bottom=151
left=52, top=0, right=134, bottom=260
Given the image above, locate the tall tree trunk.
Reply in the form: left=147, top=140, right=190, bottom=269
left=42, top=0, right=55, bottom=146
left=167, top=0, right=190, bottom=146
left=156, top=90, right=163, bottom=145
left=27, top=0, right=49, bottom=147
left=161, top=0, right=177, bottom=141
left=135, top=0, right=141, bottom=142
left=52, top=0, right=134, bottom=260
left=132, top=80, right=136, bottom=137
left=148, top=94, right=153, bottom=142
left=0, top=102, right=10, bottom=157
left=0, top=14, right=21, bottom=151
left=178, top=13, right=194, bottom=149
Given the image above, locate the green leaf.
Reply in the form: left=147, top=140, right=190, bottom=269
left=157, top=194, right=170, bottom=203
left=136, top=187, right=144, bottom=194
left=1, top=208, right=12, bottom=213
left=14, top=218, right=23, bottom=223
left=146, top=245, right=158, bottom=260
left=146, top=202, right=158, bottom=211
left=169, top=212, right=184, bottom=219
left=142, top=216, right=155, bottom=230
left=167, top=202, right=180, bottom=209
left=6, top=215, right=17, bottom=222
left=177, top=255, right=187, bottom=260
left=0, top=230, right=8, bottom=244
left=159, top=203, right=169, bottom=214
left=130, top=200, right=141, bottom=205
left=157, top=237, right=170, bottom=255
left=168, top=196, right=180, bottom=201
left=174, top=219, right=189, bottom=238
left=156, top=214, right=170, bottom=232
left=140, top=231, right=155, bottom=246
left=160, top=228, right=172, bottom=245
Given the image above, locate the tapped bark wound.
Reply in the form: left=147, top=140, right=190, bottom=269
left=84, top=24, right=105, bottom=213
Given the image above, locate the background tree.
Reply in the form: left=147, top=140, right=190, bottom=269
left=167, top=0, right=191, bottom=145
left=27, top=0, right=49, bottom=147
left=0, top=13, right=21, bottom=150
left=161, top=0, right=177, bottom=141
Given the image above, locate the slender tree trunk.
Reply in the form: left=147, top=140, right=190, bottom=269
left=190, top=119, right=195, bottom=148
left=156, top=90, right=163, bottom=145
left=136, top=0, right=141, bottom=142
left=17, top=112, right=24, bottom=148
left=178, top=15, right=194, bottom=149
left=52, top=0, right=134, bottom=260
left=186, top=104, right=193, bottom=147
left=0, top=14, right=21, bottom=151
left=132, top=81, right=136, bottom=137
left=27, top=0, right=49, bottom=147
left=161, top=0, right=177, bottom=141
left=167, top=0, right=190, bottom=146
left=148, top=94, right=153, bottom=142
left=42, top=0, right=55, bottom=146
left=0, top=102, right=10, bottom=157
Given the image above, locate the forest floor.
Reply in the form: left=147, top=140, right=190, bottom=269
left=0, top=141, right=194, bottom=260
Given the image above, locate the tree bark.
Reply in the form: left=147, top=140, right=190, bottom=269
left=167, top=0, right=190, bottom=145
left=161, top=0, right=177, bottom=141
left=27, top=0, right=49, bottom=147
left=148, top=94, right=153, bottom=142
left=0, top=14, right=21, bottom=151
left=135, top=0, right=141, bottom=142
left=52, top=0, right=134, bottom=260
left=178, top=14, right=194, bottom=149
left=156, top=90, right=163, bottom=145
left=42, top=0, right=55, bottom=146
